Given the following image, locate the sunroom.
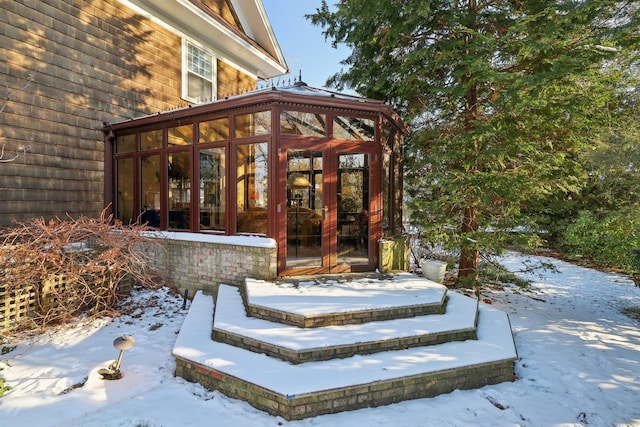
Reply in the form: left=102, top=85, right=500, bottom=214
left=104, top=82, right=406, bottom=277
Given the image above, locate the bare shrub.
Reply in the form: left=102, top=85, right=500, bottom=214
left=0, top=208, right=164, bottom=330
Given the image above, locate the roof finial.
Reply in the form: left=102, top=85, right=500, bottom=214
left=294, top=70, right=306, bottom=87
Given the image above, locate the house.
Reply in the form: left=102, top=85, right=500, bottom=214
left=0, top=0, right=287, bottom=226
left=1, top=0, right=407, bottom=289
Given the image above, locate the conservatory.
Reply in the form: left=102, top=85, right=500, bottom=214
left=104, top=82, right=405, bottom=276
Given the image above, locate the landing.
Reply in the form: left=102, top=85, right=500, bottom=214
left=244, top=273, right=447, bottom=315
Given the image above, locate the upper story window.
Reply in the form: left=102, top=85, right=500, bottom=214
left=183, top=40, right=215, bottom=103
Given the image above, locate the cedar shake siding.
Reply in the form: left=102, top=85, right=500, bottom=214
left=0, top=0, right=272, bottom=226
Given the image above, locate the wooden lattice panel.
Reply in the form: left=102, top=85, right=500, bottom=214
left=39, top=274, right=69, bottom=319
left=0, top=285, right=37, bottom=332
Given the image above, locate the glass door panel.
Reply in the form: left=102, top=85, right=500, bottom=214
left=286, top=150, right=323, bottom=268
left=337, top=153, right=369, bottom=265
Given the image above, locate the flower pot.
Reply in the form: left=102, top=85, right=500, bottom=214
left=420, top=259, right=447, bottom=284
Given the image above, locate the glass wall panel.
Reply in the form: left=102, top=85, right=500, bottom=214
left=116, top=134, right=135, bottom=153
left=381, top=119, right=394, bottom=236
left=116, top=157, right=134, bottom=225
left=168, top=124, right=194, bottom=146
left=234, top=111, right=271, bottom=138
left=280, top=111, right=327, bottom=137
left=140, top=129, right=163, bottom=150
left=199, top=118, right=229, bottom=142
left=140, top=154, right=161, bottom=227
left=168, top=151, right=191, bottom=229
left=236, top=142, right=268, bottom=234
left=393, top=132, right=404, bottom=234
left=333, top=116, right=375, bottom=141
left=199, top=147, right=226, bottom=231
left=382, top=150, right=391, bottom=236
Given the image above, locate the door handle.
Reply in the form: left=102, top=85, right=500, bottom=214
left=322, top=206, right=329, bottom=220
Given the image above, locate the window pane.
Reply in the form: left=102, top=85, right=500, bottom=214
left=116, top=157, right=134, bottom=225
left=188, top=73, right=213, bottom=102
left=199, top=147, right=226, bottom=231
left=333, top=116, right=375, bottom=141
left=280, top=111, right=326, bottom=137
left=116, top=134, right=135, bottom=153
left=234, top=111, right=271, bottom=138
left=199, top=118, right=229, bottom=142
left=168, top=124, right=193, bottom=146
left=236, top=142, right=268, bottom=234
left=140, top=129, right=163, bottom=150
left=168, top=152, right=191, bottom=230
left=141, top=154, right=161, bottom=227
left=188, top=43, right=213, bottom=79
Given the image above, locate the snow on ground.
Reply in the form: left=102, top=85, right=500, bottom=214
left=0, top=253, right=639, bottom=426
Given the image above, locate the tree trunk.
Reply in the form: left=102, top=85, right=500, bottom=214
left=457, top=0, right=480, bottom=286
left=458, top=205, right=479, bottom=283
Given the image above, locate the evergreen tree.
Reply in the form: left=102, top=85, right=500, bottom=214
left=310, top=0, right=639, bottom=284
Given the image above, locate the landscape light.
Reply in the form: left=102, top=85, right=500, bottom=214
left=98, top=335, right=136, bottom=380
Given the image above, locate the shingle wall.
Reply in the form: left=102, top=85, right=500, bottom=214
left=0, top=0, right=256, bottom=226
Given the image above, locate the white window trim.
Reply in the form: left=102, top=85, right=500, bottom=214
left=182, top=39, right=218, bottom=103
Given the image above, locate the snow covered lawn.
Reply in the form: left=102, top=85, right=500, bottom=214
left=0, top=253, right=639, bottom=426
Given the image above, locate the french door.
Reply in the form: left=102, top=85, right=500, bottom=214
left=280, top=143, right=379, bottom=274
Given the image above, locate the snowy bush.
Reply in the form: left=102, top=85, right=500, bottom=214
left=562, top=209, right=640, bottom=279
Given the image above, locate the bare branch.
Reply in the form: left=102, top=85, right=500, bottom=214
left=0, top=141, right=30, bottom=163
left=0, top=206, right=166, bottom=331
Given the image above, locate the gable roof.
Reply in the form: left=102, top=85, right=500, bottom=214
left=117, top=0, right=288, bottom=79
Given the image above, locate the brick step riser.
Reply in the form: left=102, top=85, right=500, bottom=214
left=240, top=280, right=448, bottom=328
left=175, top=356, right=515, bottom=421
left=244, top=301, right=447, bottom=328
left=212, top=327, right=478, bottom=364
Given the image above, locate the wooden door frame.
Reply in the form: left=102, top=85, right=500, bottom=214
left=277, top=140, right=381, bottom=276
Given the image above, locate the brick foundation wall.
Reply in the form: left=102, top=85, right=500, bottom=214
left=147, top=234, right=277, bottom=296
left=174, top=356, right=515, bottom=421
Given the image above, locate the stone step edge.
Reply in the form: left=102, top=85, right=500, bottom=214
left=174, top=355, right=516, bottom=421
left=240, top=281, right=448, bottom=329
left=212, top=324, right=477, bottom=364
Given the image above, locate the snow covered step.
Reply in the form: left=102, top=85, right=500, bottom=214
left=173, top=291, right=518, bottom=421
left=242, top=274, right=448, bottom=328
left=213, top=284, right=478, bottom=363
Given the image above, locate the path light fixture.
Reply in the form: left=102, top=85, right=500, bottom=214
left=99, top=335, right=136, bottom=380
